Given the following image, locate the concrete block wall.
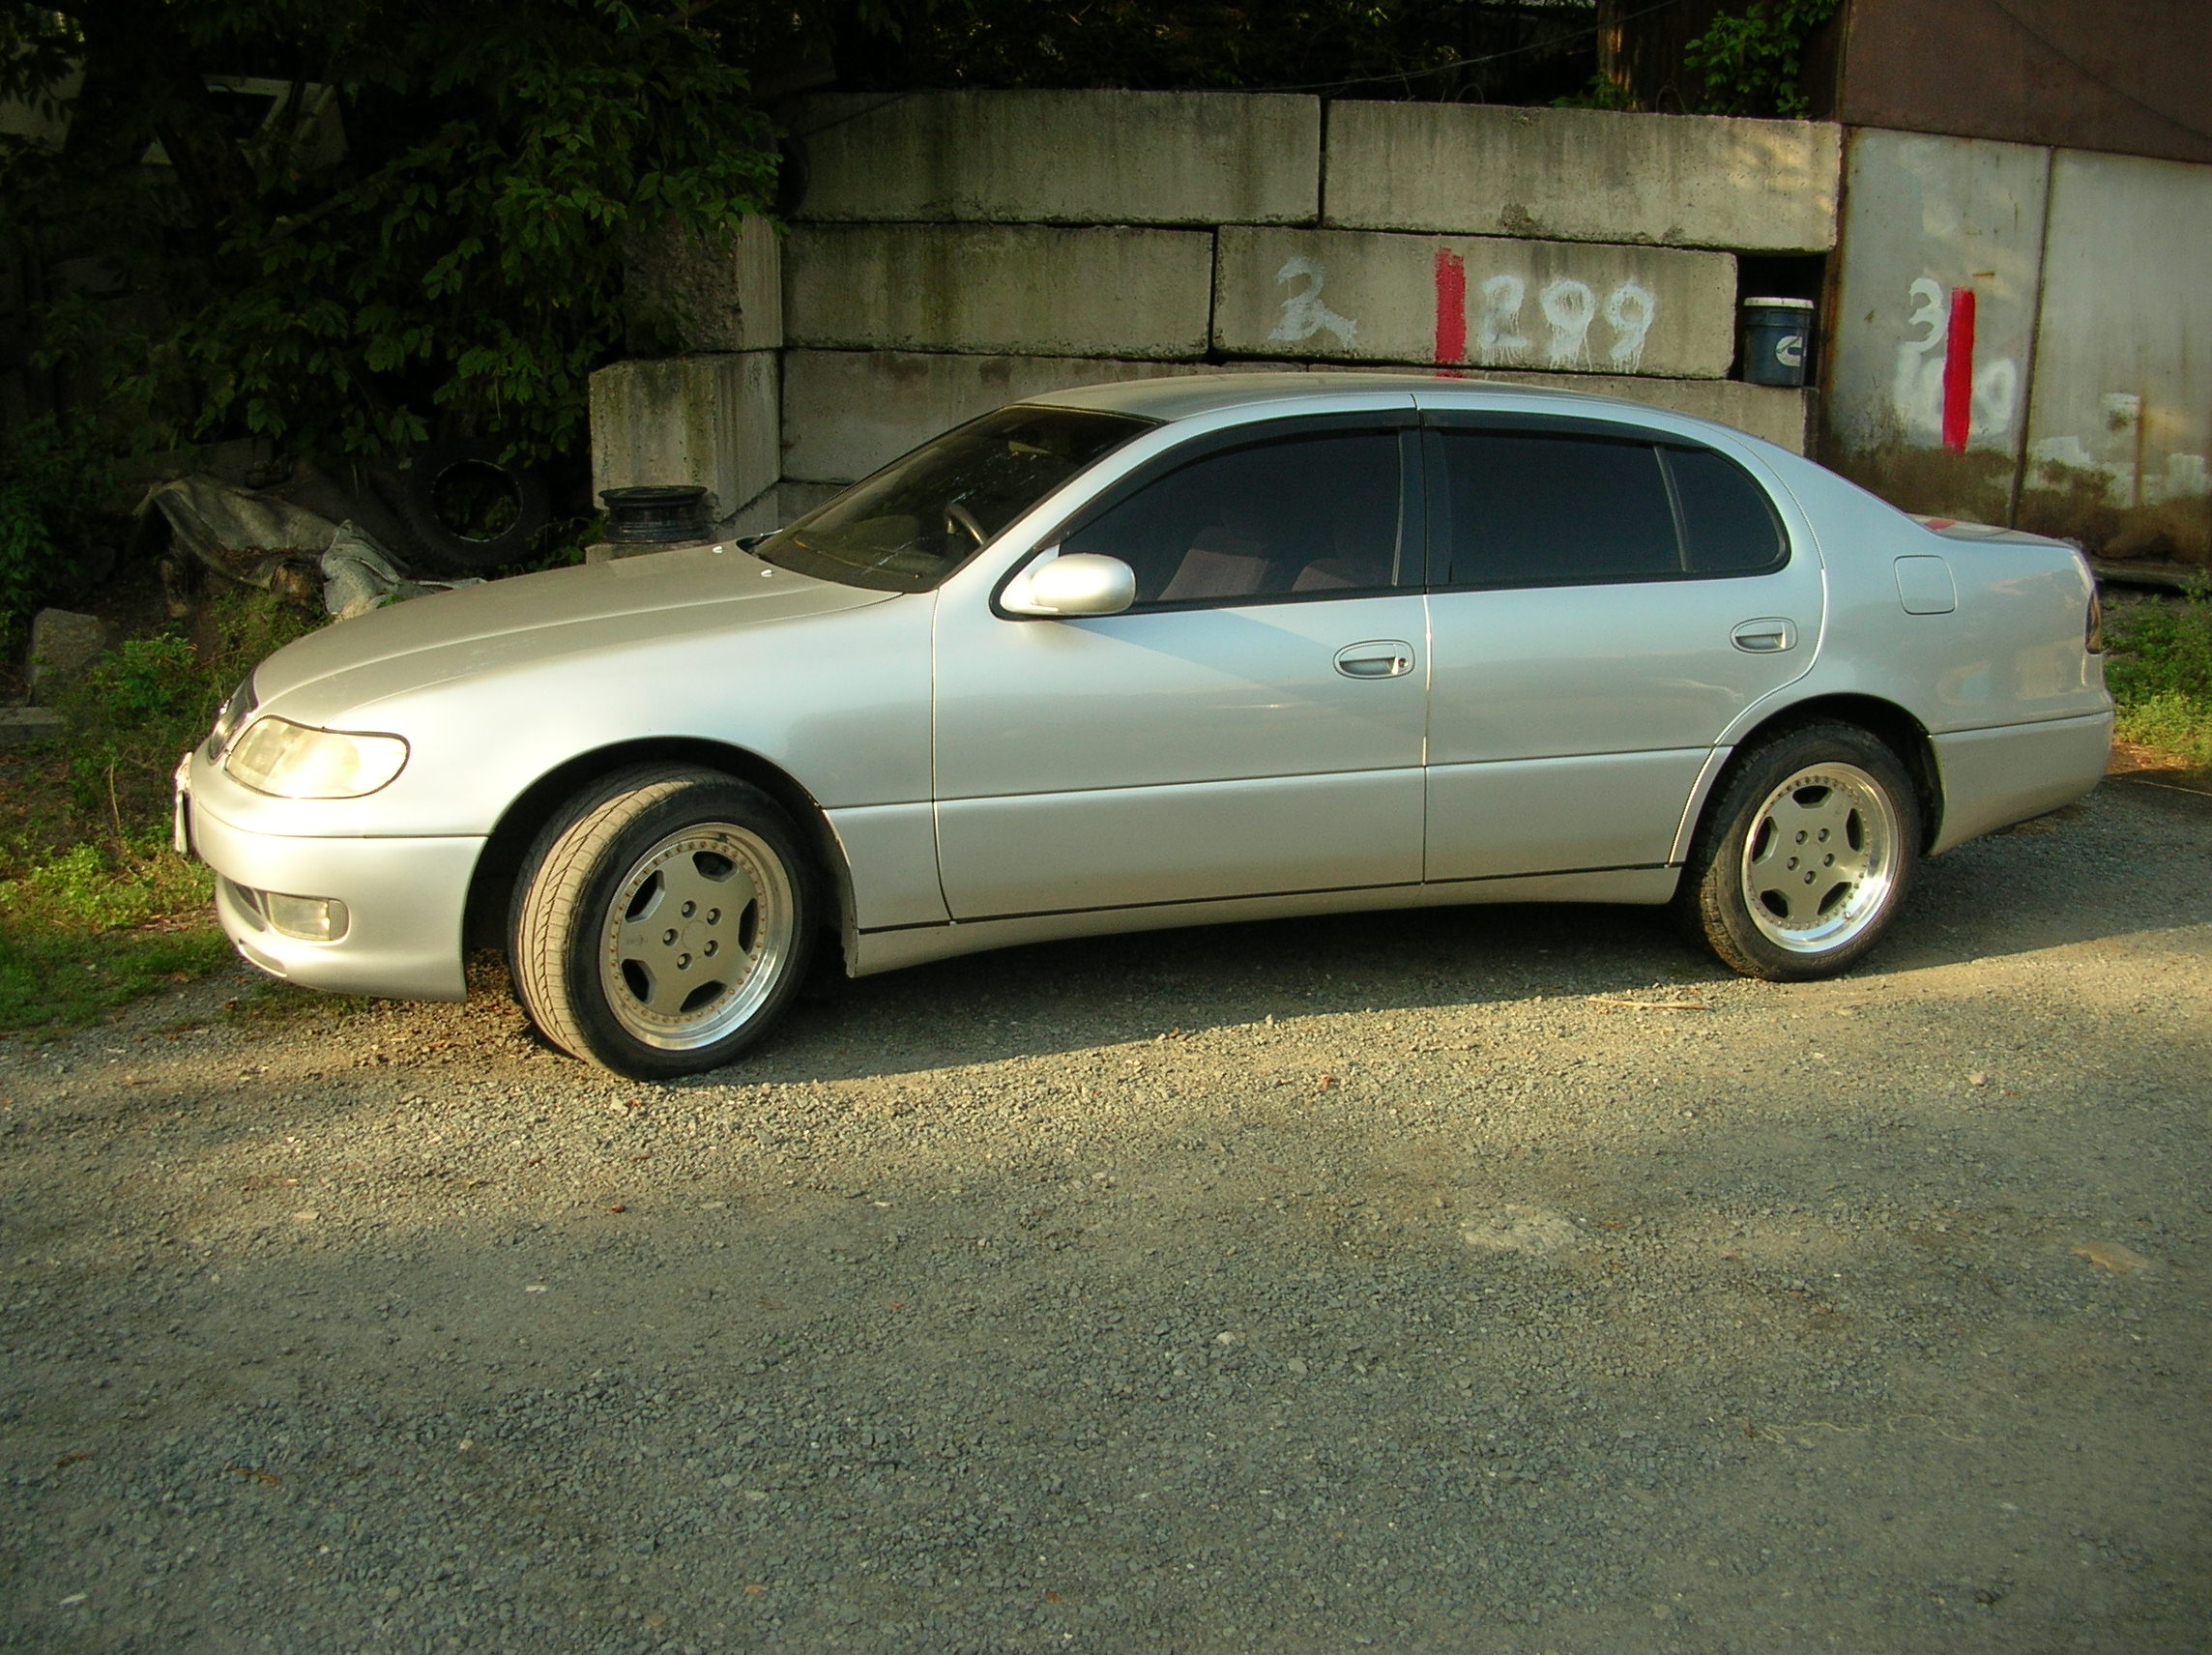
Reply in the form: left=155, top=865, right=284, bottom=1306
left=1210, top=226, right=1739, bottom=377
left=596, top=93, right=1837, bottom=519
left=1324, top=102, right=1840, bottom=252
left=785, top=224, right=1215, bottom=358
left=623, top=217, right=783, bottom=355
left=793, top=91, right=1321, bottom=226
left=1824, top=129, right=2212, bottom=562
left=589, top=352, right=779, bottom=521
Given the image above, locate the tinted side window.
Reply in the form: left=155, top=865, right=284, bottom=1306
left=1062, top=431, right=1404, bottom=607
left=1665, top=447, right=1788, bottom=574
left=1435, top=431, right=1677, bottom=587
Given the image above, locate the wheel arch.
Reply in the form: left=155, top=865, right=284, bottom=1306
left=1697, top=694, right=1944, bottom=856
left=461, top=738, right=856, bottom=965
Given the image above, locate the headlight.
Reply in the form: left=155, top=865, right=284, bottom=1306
left=222, top=716, right=409, bottom=798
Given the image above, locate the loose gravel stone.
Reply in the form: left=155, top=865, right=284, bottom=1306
left=0, top=781, right=2207, bottom=1653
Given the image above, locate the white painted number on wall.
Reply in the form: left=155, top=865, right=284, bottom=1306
left=1470, top=275, right=1656, bottom=369
left=1538, top=279, right=1596, bottom=368
left=1890, top=276, right=2020, bottom=447
left=1902, top=276, right=1946, bottom=357
left=1477, top=275, right=1528, bottom=355
left=1261, top=254, right=1658, bottom=369
left=1266, top=257, right=1358, bottom=349
left=1602, top=281, right=1656, bottom=371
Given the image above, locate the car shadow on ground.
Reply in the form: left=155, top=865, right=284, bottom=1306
left=6, top=829, right=2207, bottom=1655
left=719, top=783, right=2211, bottom=1088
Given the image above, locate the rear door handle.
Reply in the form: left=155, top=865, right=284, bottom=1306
left=1334, top=640, right=1416, bottom=679
left=1731, top=618, right=1798, bottom=653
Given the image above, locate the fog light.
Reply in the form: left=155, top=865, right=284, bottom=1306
left=264, top=893, right=350, bottom=943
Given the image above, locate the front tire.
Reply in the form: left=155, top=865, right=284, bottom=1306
left=1677, top=723, right=1920, bottom=981
left=510, top=766, right=815, bottom=1078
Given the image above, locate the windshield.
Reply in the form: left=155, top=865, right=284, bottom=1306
left=754, top=406, right=1154, bottom=592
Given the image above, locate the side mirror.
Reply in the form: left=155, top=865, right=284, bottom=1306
left=1002, top=551, right=1136, bottom=618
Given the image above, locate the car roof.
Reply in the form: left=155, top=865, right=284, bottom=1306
left=1022, top=369, right=1703, bottom=428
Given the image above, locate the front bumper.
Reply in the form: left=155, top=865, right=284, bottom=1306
left=189, top=792, right=481, bottom=1001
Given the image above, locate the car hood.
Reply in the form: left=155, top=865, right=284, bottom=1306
left=249, top=545, right=895, bottom=712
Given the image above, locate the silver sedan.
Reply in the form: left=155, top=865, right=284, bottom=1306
left=178, top=375, right=2113, bottom=1077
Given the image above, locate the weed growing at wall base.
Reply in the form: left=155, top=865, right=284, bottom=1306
left=2107, top=581, right=2212, bottom=769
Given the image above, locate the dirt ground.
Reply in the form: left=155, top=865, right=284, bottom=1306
left=2, top=775, right=2207, bottom=1655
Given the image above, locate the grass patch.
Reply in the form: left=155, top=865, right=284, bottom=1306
left=2106, top=581, right=2212, bottom=769
left=0, top=916, right=237, bottom=1034
left=0, top=823, right=237, bottom=1036
left=0, top=587, right=323, bottom=1036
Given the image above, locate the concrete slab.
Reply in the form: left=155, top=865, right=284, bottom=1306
left=2020, top=150, right=2212, bottom=562
left=1214, top=226, right=1735, bottom=379
left=27, top=608, right=109, bottom=702
left=588, top=352, right=778, bottom=520
left=791, top=91, right=1319, bottom=225
left=786, top=225, right=1214, bottom=359
left=0, top=706, right=64, bottom=745
left=624, top=216, right=781, bottom=353
left=1324, top=102, right=1841, bottom=252
left=782, top=351, right=1299, bottom=484
left=1822, top=130, right=2051, bottom=525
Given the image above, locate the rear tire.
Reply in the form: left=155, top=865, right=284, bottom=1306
left=1676, top=723, right=1920, bottom=981
left=509, top=766, right=815, bottom=1078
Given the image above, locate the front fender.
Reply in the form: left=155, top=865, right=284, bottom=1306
left=190, top=590, right=937, bottom=841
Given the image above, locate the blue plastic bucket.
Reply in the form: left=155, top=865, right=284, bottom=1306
left=1740, top=297, right=1815, bottom=388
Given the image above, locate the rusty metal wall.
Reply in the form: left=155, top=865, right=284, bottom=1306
left=1823, top=130, right=2050, bottom=529
left=1821, top=127, right=2212, bottom=565
left=1835, top=0, right=2212, bottom=168
left=2017, top=151, right=2212, bottom=561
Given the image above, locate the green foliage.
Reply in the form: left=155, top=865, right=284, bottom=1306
left=1683, top=0, right=1839, bottom=118
left=0, top=414, right=113, bottom=636
left=5, top=0, right=778, bottom=467
left=1554, top=74, right=1636, bottom=112
left=0, top=481, right=59, bottom=639
left=1, top=839, right=213, bottom=934
left=0, top=588, right=325, bottom=1032
left=2107, top=584, right=2212, bottom=768
left=0, top=908, right=234, bottom=1033
left=84, top=635, right=202, bottom=725
left=842, top=0, right=1601, bottom=101
left=59, top=591, right=318, bottom=833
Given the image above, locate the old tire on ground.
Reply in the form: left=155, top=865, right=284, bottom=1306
left=393, top=440, right=550, bottom=575
left=1676, top=722, right=1921, bottom=981
left=510, top=766, right=815, bottom=1079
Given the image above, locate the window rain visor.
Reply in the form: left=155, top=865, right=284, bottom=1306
left=754, top=407, right=1154, bottom=592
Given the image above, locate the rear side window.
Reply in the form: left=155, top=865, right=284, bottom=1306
left=1432, top=430, right=1677, bottom=587
left=1665, top=447, right=1788, bottom=574
left=1063, top=429, right=1406, bottom=608
left=1431, top=427, right=1788, bottom=588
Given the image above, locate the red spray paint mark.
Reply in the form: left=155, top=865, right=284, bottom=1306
left=1940, top=286, right=1977, bottom=453
left=1433, top=247, right=1468, bottom=366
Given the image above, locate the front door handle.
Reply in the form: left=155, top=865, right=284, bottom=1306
left=1334, top=640, right=1416, bottom=679
left=1731, top=618, right=1798, bottom=653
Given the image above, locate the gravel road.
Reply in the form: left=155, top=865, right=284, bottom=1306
left=4, top=776, right=2208, bottom=1655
